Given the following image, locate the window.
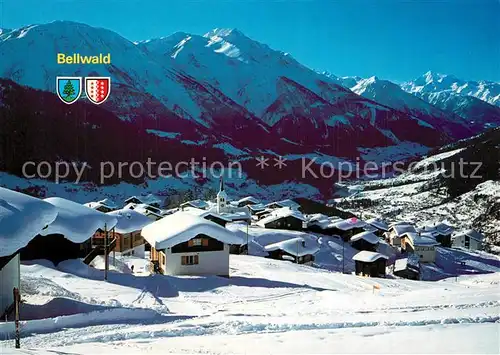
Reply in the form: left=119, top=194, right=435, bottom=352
left=182, top=255, right=199, bottom=265
left=191, top=238, right=202, bottom=246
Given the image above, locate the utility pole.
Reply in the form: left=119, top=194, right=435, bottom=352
left=296, top=239, right=299, bottom=264
left=13, top=287, right=20, bottom=349
left=246, top=223, right=249, bottom=255
left=104, top=223, right=108, bottom=281
left=342, top=238, right=345, bottom=273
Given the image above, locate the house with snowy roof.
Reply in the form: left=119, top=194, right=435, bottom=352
left=180, top=199, right=209, bottom=210
left=0, top=188, right=58, bottom=318
left=264, top=237, right=319, bottom=265
left=400, top=232, right=440, bottom=263
left=124, top=194, right=162, bottom=208
left=90, top=209, right=153, bottom=258
left=83, top=198, right=118, bottom=213
left=20, top=197, right=118, bottom=266
left=181, top=207, right=232, bottom=227
left=352, top=251, right=388, bottom=278
left=350, top=231, right=380, bottom=252
left=366, top=218, right=389, bottom=237
left=418, top=222, right=455, bottom=247
left=141, top=213, right=243, bottom=276
left=393, top=255, right=420, bottom=280
left=247, top=203, right=267, bottom=215
left=387, top=224, right=417, bottom=247
left=235, top=196, right=260, bottom=208
left=451, top=229, right=484, bottom=251
left=256, top=207, right=306, bottom=231
left=123, top=203, right=164, bottom=221
left=266, top=199, right=301, bottom=211
left=328, top=218, right=368, bottom=241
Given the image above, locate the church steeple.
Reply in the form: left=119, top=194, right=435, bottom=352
left=216, top=176, right=228, bottom=213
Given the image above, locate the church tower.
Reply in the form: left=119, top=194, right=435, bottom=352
left=216, top=176, right=228, bottom=213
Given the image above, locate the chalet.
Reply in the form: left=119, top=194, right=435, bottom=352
left=255, top=208, right=275, bottom=220
left=256, top=207, right=306, bottom=231
left=366, top=218, right=389, bottom=237
left=235, top=196, right=260, bottom=208
left=264, top=237, right=319, bottom=265
left=387, top=224, right=417, bottom=247
left=141, top=213, right=243, bottom=276
left=180, top=199, right=209, bottom=210
left=20, top=197, right=117, bottom=265
left=247, top=203, right=267, bottom=215
left=400, top=232, right=440, bottom=263
left=418, top=222, right=454, bottom=247
left=350, top=231, right=379, bottom=251
left=91, top=209, right=152, bottom=258
left=352, top=251, right=388, bottom=278
left=182, top=207, right=232, bottom=227
left=124, top=194, right=162, bottom=208
left=393, top=255, right=420, bottom=280
left=266, top=199, right=301, bottom=211
left=0, top=187, right=58, bottom=318
left=452, top=229, right=484, bottom=251
left=124, top=203, right=163, bottom=221
left=83, top=198, right=118, bottom=213
left=328, top=218, right=368, bottom=241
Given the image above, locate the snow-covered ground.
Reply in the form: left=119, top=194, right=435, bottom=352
left=1, top=225, right=499, bottom=354
left=0, top=255, right=499, bottom=354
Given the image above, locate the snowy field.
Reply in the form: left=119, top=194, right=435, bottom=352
left=1, top=227, right=499, bottom=354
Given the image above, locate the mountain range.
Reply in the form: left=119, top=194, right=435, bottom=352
left=0, top=21, right=499, bottom=197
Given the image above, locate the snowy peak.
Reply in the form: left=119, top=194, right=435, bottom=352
left=403, top=71, right=500, bottom=107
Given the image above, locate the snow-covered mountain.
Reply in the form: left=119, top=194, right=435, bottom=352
left=0, top=21, right=497, bottom=197
left=402, top=71, right=500, bottom=107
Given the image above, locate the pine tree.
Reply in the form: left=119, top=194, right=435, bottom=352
left=63, top=80, right=76, bottom=100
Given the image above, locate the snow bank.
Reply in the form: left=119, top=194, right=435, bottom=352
left=264, top=237, right=319, bottom=257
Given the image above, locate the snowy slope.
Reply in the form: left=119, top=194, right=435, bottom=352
left=0, top=256, right=498, bottom=354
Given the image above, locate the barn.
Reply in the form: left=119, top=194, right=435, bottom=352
left=264, top=237, right=319, bottom=265
left=352, top=251, right=388, bottom=278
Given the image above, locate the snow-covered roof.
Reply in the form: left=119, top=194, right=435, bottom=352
left=180, top=199, right=209, bottom=209
left=366, top=218, right=389, bottom=231
left=419, top=222, right=454, bottom=236
left=236, top=196, right=260, bottom=205
left=83, top=201, right=114, bottom=211
left=266, top=199, right=300, bottom=210
left=221, top=208, right=252, bottom=221
left=391, top=224, right=417, bottom=236
left=125, top=194, right=161, bottom=206
left=256, top=207, right=306, bottom=227
left=330, top=217, right=367, bottom=231
left=350, top=231, right=380, bottom=245
left=352, top=251, right=388, bottom=263
left=394, top=255, right=420, bottom=272
left=363, top=224, right=378, bottom=233
left=264, top=237, right=319, bottom=257
left=0, top=188, right=58, bottom=257
left=107, top=209, right=153, bottom=234
left=403, top=232, right=440, bottom=247
left=40, top=197, right=118, bottom=243
left=125, top=203, right=164, bottom=218
left=452, top=229, right=485, bottom=242
left=182, top=207, right=232, bottom=222
left=248, top=203, right=266, bottom=212
left=141, top=213, right=243, bottom=250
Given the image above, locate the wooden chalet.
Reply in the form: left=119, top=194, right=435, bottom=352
left=352, top=251, right=388, bottom=278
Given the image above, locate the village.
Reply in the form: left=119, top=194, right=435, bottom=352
left=1, top=176, right=494, bottom=325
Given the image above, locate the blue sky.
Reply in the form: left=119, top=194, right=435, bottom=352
left=1, top=0, right=499, bottom=82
